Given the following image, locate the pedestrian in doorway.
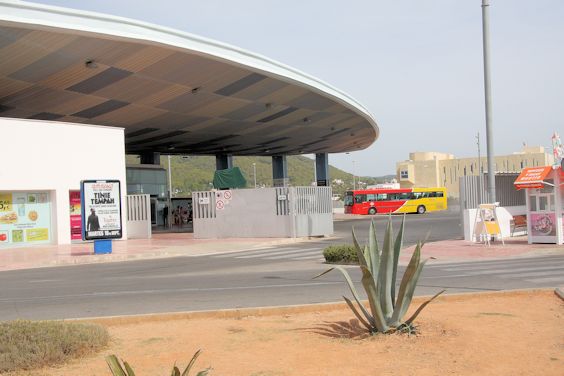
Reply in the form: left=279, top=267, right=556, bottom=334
left=163, top=205, right=168, bottom=227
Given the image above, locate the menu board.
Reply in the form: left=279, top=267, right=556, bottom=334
left=0, top=192, right=51, bottom=246
left=81, top=180, right=122, bottom=240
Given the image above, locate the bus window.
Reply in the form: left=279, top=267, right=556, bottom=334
left=399, top=192, right=410, bottom=200
left=355, top=194, right=367, bottom=204
left=344, top=194, right=354, bottom=206
left=436, top=191, right=444, bottom=197
left=377, top=193, right=388, bottom=201
left=412, top=192, right=422, bottom=199
left=429, top=192, right=437, bottom=198
left=367, top=193, right=376, bottom=202
left=389, top=193, right=400, bottom=201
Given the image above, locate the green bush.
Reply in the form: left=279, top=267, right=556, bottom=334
left=0, top=320, right=109, bottom=373
left=323, top=244, right=359, bottom=264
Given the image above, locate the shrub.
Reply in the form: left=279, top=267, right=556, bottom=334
left=323, top=244, right=359, bottom=264
left=0, top=320, right=109, bottom=373
left=106, top=349, right=210, bottom=376
left=315, top=215, right=445, bottom=335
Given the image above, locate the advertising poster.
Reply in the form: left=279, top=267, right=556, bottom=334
left=0, top=191, right=51, bottom=246
left=81, top=180, right=122, bottom=240
left=530, top=213, right=556, bottom=237
left=69, top=191, right=82, bottom=241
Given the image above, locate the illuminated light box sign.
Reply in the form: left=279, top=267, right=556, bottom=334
left=81, top=180, right=122, bottom=241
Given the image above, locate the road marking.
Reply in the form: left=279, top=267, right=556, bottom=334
left=441, top=263, right=564, bottom=273
left=261, top=250, right=322, bottom=260
left=235, top=248, right=321, bottom=259
left=526, top=275, right=564, bottom=283
left=426, top=258, right=563, bottom=269
left=0, top=281, right=343, bottom=303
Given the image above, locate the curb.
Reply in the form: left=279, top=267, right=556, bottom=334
left=73, top=288, right=554, bottom=326
left=555, top=287, right=564, bottom=301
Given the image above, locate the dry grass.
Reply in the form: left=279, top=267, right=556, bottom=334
left=0, top=320, right=109, bottom=373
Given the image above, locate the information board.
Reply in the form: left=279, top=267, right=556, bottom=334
left=81, top=180, right=122, bottom=240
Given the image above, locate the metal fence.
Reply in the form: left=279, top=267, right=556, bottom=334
left=459, top=173, right=525, bottom=210
left=126, top=194, right=151, bottom=239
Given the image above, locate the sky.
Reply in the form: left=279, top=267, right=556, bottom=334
left=30, top=0, right=564, bottom=176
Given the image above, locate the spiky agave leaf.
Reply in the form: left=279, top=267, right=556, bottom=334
left=390, top=241, right=421, bottom=326
left=377, top=216, right=394, bottom=320
left=368, top=220, right=380, bottom=279
left=343, top=296, right=373, bottom=332
left=181, top=349, right=203, bottom=376
left=313, top=267, right=374, bottom=327
left=391, top=214, right=406, bottom=307
left=352, top=227, right=369, bottom=269
left=106, top=355, right=129, bottom=376
left=391, top=244, right=431, bottom=326
left=359, top=265, right=389, bottom=332
left=405, top=289, right=446, bottom=326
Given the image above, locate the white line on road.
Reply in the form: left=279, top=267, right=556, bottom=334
left=0, top=281, right=343, bottom=303
left=235, top=248, right=321, bottom=259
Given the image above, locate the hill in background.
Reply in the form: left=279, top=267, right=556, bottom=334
left=126, top=155, right=395, bottom=198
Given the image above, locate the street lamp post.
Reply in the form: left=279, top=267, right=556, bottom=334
left=252, top=162, right=257, bottom=188
left=352, top=160, right=356, bottom=190
left=167, top=155, right=173, bottom=229
left=482, top=0, right=496, bottom=203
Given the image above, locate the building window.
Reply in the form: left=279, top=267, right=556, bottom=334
left=400, top=170, right=409, bottom=179
left=0, top=191, right=52, bottom=248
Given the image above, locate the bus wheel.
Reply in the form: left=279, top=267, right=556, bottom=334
left=368, top=207, right=376, bottom=215
left=417, top=205, right=426, bottom=214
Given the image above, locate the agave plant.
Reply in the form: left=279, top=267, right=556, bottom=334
left=315, top=215, right=444, bottom=334
left=106, top=349, right=210, bottom=376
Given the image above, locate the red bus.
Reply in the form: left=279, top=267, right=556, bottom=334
left=344, top=187, right=447, bottom=215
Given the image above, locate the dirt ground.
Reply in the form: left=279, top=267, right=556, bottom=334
left=23, top=290, right=563, bottom=376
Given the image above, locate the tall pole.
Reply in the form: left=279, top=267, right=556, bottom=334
left=352, top=160, right=356, bottom=190
left=253, top=162, right=257, bottom=188
left=476, top=133, right=482, bottom=204
left=482, top=0, right=496, bottom=203
left=167, top=155, right=173, bottom=228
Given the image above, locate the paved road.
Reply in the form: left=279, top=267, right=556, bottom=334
left=1, top=246, right=562, bottom=320
left=332, top=211, right=462, bottom=246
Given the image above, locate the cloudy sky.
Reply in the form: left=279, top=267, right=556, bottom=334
left=30, top=0, right=564, bottom=176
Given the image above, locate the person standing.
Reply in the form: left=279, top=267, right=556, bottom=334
left=162, top=205, right=169, bottom=227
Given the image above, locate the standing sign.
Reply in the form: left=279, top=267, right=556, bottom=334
left=81, top=180, right=122, bottom=240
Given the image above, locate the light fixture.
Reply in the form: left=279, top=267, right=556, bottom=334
left=191, top=86, right=202, bottom=95
left=167, top=145, right=175, bottom=150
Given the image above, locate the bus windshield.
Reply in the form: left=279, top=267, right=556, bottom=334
left=344, top=192, right=354, bottom=206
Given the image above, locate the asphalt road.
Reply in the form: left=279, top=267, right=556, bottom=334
left=1, top=211, right=563, bottom=321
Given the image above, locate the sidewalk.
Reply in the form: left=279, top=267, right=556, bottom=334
left=0, top=233, right=302, bottom=272
left=0, top=233, right=562, bottom=272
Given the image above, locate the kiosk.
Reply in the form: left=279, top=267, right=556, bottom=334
left=514, top=166, right=564, bottom=244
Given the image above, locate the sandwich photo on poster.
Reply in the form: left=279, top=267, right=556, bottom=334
left=81, top=180, right=122, bottom=240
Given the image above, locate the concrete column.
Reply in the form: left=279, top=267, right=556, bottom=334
left=315, top=153, right=329, bottom=186
left=140, top=152, right=160, bottom=165
left=215, top=154, right=233, bottom=170
left=272, top=155, right=288, bottom=187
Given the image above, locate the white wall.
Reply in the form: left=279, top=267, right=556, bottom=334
left=0, top=117, right=127, bottom=245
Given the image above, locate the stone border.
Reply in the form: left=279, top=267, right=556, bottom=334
left=555, top=287, right=564, bottom=301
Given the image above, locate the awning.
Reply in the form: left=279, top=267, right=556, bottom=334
left=514, top=166, right=552, bottom=190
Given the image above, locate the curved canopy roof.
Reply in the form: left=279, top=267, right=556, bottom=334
left=0, top=0, right=379, bottom=156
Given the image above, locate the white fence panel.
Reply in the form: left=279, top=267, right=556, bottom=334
left=126, top=194, right=151, bottom=239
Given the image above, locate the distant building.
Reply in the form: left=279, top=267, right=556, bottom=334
left=396, top=146, right=554, bottom=198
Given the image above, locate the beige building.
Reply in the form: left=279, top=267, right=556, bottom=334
left=396, top=147, right=554, bottom=198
